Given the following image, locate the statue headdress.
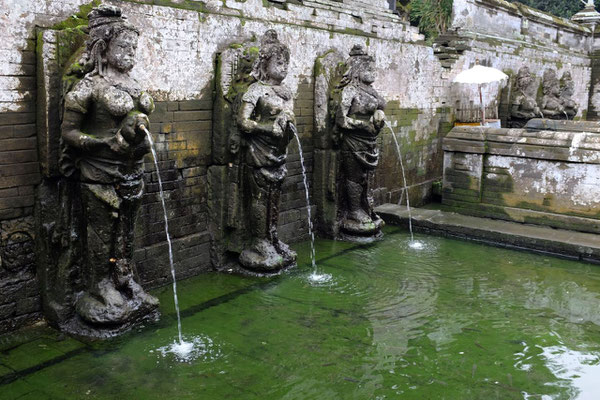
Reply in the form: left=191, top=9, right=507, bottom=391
left=80, top=5, right=139, bottom=77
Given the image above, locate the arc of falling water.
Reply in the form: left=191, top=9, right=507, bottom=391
left=386, top=122, right=415, bottom=242
left=141, top=125, right=184, bottom=345
left=292, top=127, right=317, bottom=271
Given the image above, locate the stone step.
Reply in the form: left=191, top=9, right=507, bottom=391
left=302, top=0, right=401, bottom=23
left=375, top=204, right=600, bottom=264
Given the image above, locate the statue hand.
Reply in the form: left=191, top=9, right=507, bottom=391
left=134, top=114, right=150, bottom=135
left=365, top=118, right=377, bottom=135
left=230, top=133, right=241, bottom=154
left=107, top=131, right=131, bottom=155
left=272, top=121, right=284, bottom=138
left=132, top=114, right=150, bottom=144
left=120, top=113, right=150, bottom=145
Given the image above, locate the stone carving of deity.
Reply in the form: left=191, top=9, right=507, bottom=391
left=541, top=69, right=566, bottom=119
left=509, top=66, right=541, bottom=127
left=59, top=5, right=158, bottom=331
left=234, top=30, right=297, bottom=272
left=334, top=45, right=386, bottom=240
left=560, top=71, right=579, bottom=119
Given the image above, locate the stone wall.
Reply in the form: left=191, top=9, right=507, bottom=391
left=448, top=0, right=592, bottom=123
left=442, top=124, right=600, bottom=233
left=0, top=0, right=597, bottom=333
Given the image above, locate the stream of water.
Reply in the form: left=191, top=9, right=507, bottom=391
left=292, top=128, right=331, bottom=284
left=386, top=122, right=422, bottom=249
left=143, top=126, right=193, bottom=359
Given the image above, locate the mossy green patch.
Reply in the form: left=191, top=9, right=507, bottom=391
left=51, top=0, right=101, bottom=30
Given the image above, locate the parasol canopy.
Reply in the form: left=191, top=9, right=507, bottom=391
left=453, top=65, right=508, bottom=85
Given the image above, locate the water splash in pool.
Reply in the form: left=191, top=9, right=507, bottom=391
left=409, top=241, right=424, bottom=250
left=144, top=126, right=190, bottom=354
left=155, top=335, right=221, bottom=363
left=292, top=127, right=332, bottom=284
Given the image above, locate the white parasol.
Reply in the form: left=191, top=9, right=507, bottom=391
left=453, top=64, right=508, bottom=125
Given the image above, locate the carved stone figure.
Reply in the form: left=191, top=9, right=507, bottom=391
left=324, top=45, right=386, bottom=241
left=560, top=71, right=579, bottom=119
left=210, top=30, right=296, bottom=273
left=509, top=66, right=541, bottom=127
left=235, top=31, right=297, bottom=272
left=541, top=69, right=565, bottom=119
left=36, top=5, right=158, bottom=336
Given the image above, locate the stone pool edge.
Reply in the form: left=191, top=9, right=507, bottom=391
left=375, top=203, right=600, bottom=264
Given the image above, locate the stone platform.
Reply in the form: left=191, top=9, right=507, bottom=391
left=375, top=203, right=600, bottom=264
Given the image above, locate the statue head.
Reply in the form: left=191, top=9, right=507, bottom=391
left=82, top=5, right=140, bottom=76
left=342, top=45, right=376, bottom=86
left=516, top=66, right=533, bottom=91
left=543, top=69, right=560, bottom=96
left=251, top=30, right=290, bottom=85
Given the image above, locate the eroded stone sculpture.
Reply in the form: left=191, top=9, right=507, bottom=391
left=541, top=69, right=566, bottom=119
left=509, top=66, right=541, bottom=128
left=313, top=45, right=386, bottom=242
left=37, top=5, right=158, bottom=337
left=560, top=71, right=579, bottom=119
left=210, top=30, right=296, bottom=273
left=236, top=31, right=297, bottom=271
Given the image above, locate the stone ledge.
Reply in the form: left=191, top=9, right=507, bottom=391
left=375, top=203, right=600, bottom=264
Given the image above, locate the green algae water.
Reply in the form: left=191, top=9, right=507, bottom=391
left=2, top=228, right=600, bottom=399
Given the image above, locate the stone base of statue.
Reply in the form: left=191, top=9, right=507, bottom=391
left=62, top=309, right=160, bottom=340
left=239, top=238, right=297, bottom=273
left=76, top=276, right=159, bottom=324
left=340, top=214, right=385, bottom=243
left=507, top=118, right=530, bottom=128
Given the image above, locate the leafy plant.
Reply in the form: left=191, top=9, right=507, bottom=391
left=408, top=0, right=453, bottom=42
left=506, top=0, right=598, bottom=19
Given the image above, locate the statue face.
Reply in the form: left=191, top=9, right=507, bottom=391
left=518, top=72, right=532, bottom=90
left=106, top=30, right=138, bottom=72
left=360, top=61, right=376, bottom=84
left=264, top=52, right=289, bottom=84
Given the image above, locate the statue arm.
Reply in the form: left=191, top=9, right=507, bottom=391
left=237, top=100, right=279, bottom=136
left=336, top=95, right=372, bottom=132
left=61, top=109, right=107, bottom=152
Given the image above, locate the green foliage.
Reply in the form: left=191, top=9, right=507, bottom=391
left=399, top=0, right=597, bottom=43
left=404, top=0, right=453, bottom=42
left=506, top=0, right=598, bottom=19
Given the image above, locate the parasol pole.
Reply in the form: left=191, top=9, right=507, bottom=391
left=479, top=84, right=485, bottom=126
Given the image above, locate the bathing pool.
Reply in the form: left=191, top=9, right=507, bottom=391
left=1, top=227, right=600, bottom=399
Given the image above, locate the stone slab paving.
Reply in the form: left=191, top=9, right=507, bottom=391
left=375, top=203, right=600, bottom=264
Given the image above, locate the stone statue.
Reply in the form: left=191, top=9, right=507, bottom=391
left=235, top=30, right=297, bottom=272
left=334, top=45, right=386, bottom=241
left=509, top=66, right=541, bottom=127
left=47, top=5, right=158, bottom=334
left=541, top=69, right=565, bottom=119
left=560, top=71, right=579, bottom=119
